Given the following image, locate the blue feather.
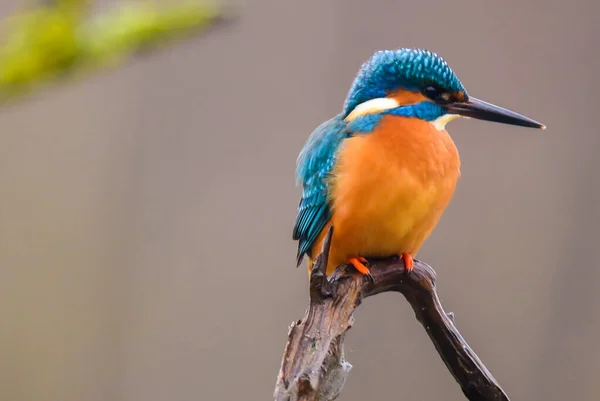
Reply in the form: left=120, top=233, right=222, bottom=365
left=385, top=101, right=446, bottom=121
left=346, top=113, right=383, bottom=133
left=294, top=113, right=348, bottom=265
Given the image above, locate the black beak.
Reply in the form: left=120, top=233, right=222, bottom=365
left=446, top=97, right=546, bottom=129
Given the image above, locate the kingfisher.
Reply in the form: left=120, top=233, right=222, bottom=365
left=293, top=48, right=545, bottom=278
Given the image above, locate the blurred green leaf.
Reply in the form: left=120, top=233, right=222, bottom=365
left=0, top=0, right=233, bottom=104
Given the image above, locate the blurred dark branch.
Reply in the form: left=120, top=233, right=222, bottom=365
left=0, top=0, right=238, bottom=105
left=274, top=227, right=510, bottom=401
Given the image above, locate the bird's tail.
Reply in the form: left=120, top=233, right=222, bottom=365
left=296, top=249, right=306, bottom=267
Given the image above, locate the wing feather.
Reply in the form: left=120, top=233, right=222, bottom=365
left=294, top=113, right=348, bottom=265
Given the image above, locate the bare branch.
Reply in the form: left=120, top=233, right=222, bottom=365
left=274, top=229, right=510, bottom=401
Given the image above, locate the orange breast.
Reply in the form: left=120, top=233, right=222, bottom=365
left=309, top=115, right=461, bottom=275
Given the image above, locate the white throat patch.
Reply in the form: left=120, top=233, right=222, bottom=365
left=431, top=114, right=461, bottom=131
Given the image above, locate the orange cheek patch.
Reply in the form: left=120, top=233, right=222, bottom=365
left=386, top=89, right=430, bottom=106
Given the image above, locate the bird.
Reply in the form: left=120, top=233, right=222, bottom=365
left=293, top=48, right=545, bottom=278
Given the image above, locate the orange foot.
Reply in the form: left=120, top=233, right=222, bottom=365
left=348, top=257, right=374, bottom=282
left=401, top=252, right=414, bottom=272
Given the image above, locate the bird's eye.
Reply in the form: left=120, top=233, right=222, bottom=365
left=423, top=86, right=452, bottom=104
left=423, top=86, right=440, bottom=99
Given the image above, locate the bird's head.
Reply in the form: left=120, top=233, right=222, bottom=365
left=343, top=48, right=545, bottom=130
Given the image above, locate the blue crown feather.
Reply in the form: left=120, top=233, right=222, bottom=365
left=343, top=49, right=466, bottom=116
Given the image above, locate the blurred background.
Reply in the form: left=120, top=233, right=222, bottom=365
left=0, top=0, right=599, bottom=400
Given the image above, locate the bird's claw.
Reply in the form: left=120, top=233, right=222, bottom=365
left=348, top=257, right=374, bottom=282
left=401, top=252, right=414, bottom=273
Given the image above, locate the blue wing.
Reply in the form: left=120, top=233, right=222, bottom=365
left=294, top=113, right=349, bottom=266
